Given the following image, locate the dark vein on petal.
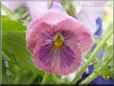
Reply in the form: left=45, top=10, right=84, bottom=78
left=39, top=44, right=53, bottom=61
left=60, top=45, right=75, bottom=68
left=60, top=48, right=66, bottom=68
left=62, top=30, right=75, bottom=40
left=41, top=30, right=55, bottom=39
left=62, top=48, right=73, bottom=66
left=43, top=51, right=52, bottom=67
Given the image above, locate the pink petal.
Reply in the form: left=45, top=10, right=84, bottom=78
left=27, top=21, right=83, bottom=75
left=27, top=10, right=69, bottom=31
left=55, top=18, right=94, bottom=53
left=26, top=10, right=94, bottom=75
left=73, top=1, right=106, bottom=33
left=26, top=10, right=69, bottom=51
left=26, top=23, right=53, bottom=53
left=33, top=39, right=82, bottom=75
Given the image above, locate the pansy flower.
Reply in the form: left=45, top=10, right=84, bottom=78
left=26, top=10, right=94, bottom=75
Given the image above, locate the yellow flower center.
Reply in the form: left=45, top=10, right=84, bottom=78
left=53, top=33, right=64, bottom=48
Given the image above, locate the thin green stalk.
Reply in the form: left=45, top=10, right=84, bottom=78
left=41, top=73, right=49, bottom=84
left=80, top=55, right=112, bottom=84
left=2, top=51, right=10, bottom=61
left=72, top=28, right=113, bottom=84
left=26, top=73, right=38, bottom=84
left=14, top=75, right=20, bottom=84
left=80, top=72, right=99, bottom=85
left=48, top=0, right=54, bottom=9
left=19, top=11, right=29, bottom=20
left=53, top=74, right=63, bottom=83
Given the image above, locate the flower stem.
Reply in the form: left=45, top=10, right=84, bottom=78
left=80, top=54, right=112, bottom=85
left=14, top=75, right=20, bottom=84
left=53, top=74, right=60, bottom=81
left=41, top=72, right=49, bottom=84
left=2, top=51, right=10, bottom=61
left=53, top=74, right=64, bottom=83
left=26, top=73, right=38, bottom=84
left=72, top=28, right=113, bottom=84
left=48, top=0, right=54, bottom=9
left=80, top=72, right=100, bottom=85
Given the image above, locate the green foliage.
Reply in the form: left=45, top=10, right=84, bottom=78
left=79, top=28, right=113, bottom=84
left=0, top=54, right=1, bottom=84
left=60, top=0, right=76, bottom=16
left=94, top=39, right=113, bottom=79
left=2, top=16, right=26, bottom=32
left=2, top=16, right=44, bottom=84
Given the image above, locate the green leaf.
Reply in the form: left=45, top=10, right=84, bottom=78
left=0, top=50, right=1, bottom=84
left=93, top=40, right=113, bottom=80
left=2, top=16, right=26, bottom=32
left=2, top=16, right=44, bottom=84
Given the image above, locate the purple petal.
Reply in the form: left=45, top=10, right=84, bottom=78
left=39, top=44, right=53, bottom=67
left=94, top=17, right=103, bottom=36
left=60, top=45, right=75, bottom=68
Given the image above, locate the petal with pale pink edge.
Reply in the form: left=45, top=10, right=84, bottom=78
left=55, top=18, right=94, bottom=53
left=26, top=10, right=69, bottom=34
left=73, top=1, right=106, bottom=33
left=26, top=23, right=53, bottom=53
left=26, top=10, right=70, bottom=52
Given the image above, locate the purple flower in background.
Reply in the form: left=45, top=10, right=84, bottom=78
left=73, top=1, right=106, bottom=34
left=51, top=0, right=66, bottom=14
left=26, top=0, right=66, bottom=19
left=91, top=76, right=114, bottom=85
left=94, top=17, right=103, bottom=36
left=96, top=50, right=104, bottom=59
left=26, top=1, right=48, bottom=19
left=2, top=0, right=65, bottom=19
left=2, top=0, right=25, bottom=11
left=77, top=64, right=93, bottom=84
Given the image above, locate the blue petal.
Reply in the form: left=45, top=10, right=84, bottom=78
left=94, top=17, right=102, bottom=36
left=77, top=64, right=114, bottom=85
left=96, top=17, right=102, bottom=24
left=90, top=76, right=114, bottom=85
left=96, top=50, right=104, bottom=59
left=88, top=64, right=94, bottom=73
